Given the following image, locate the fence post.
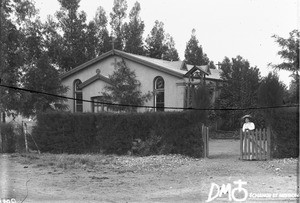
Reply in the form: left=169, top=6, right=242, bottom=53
left=267, top=127, right=271, bottom=160
left=206, top=126, right=209, bottom=158
left=202, top=124, right=207, bottom=158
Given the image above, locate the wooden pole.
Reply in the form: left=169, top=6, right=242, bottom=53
left=263, top=129, right=266, bottom=160
left=240, top=129, right=243, bottom=160
left=202, top=124, right=207, bottom=158
left=267, top=127, right=271, bottom=160
left=259, top=129, right=262, bottom=160
left=206, top=127, right=209, bottom=158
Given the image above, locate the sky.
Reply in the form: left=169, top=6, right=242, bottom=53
left=35, top=0, right=299, bottom=86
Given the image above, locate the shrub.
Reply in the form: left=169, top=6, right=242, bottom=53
left=0, top=122, right=24, bottom=153
left=0, top=123, right=15, bottom=153
left=268, top=108, right=299, bottom=158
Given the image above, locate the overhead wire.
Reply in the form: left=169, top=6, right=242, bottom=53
left=0, top=83, right=298, bottom=111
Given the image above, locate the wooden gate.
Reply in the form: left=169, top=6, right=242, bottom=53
left=240, top=128, right=271, bottom=160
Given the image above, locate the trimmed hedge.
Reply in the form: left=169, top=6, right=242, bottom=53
left=32, top=111, right=205, bottom=157
left=33, top=113, right=98, bottom=153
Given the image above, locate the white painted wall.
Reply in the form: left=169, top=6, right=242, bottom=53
left=61, top=56, right=186, bottom=112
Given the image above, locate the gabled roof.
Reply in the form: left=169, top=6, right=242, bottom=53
left=184, top=65, right=210, bottom=78
left=60, top=49, right=186, bottom=80
left=78, top=73, right=112, bottom=89
left=60, top=49, right=223, bottom=82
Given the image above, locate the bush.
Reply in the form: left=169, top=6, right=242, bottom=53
left=0, top=123, right=15, bottom=153
left=0, top=122, right=24, bottom=153
left=33, top=111, right=205, bottom=157
left=268, top=108, right=299, bottom=158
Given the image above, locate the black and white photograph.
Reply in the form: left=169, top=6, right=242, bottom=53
left=0, top=0, right=299, bottom=202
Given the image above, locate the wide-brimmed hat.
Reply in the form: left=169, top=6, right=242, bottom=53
left=241, top=115, right=252, bottom=120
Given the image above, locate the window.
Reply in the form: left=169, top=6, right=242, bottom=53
left=74, top=79, right=83, bottom=112
left=91, top=96, right=109, bottom=112
left=154, top=76, right=165, bottom=111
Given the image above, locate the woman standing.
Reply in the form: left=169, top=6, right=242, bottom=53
left=242, top=115, right=255, bottom=160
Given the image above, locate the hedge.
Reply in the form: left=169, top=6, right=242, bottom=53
left=32, top=111, right=205, bottom=157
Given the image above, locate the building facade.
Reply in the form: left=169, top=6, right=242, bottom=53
left=60, top=49, right=222, bottom=113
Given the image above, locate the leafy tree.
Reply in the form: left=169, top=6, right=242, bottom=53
left=145, top=20, right=168, bottom=59
left=0, top=0, right=37, bottom=121
left=288, top=75, right=299, bottom=103
left=43, top=16, right=64, bottom=68
left=162, top=34, right=179, bottom=61
left=208, top=61, right=216, bottom=69
left=94, top=6, right=111, bottom=54
left=21, top=54, right=68, bottom=117
left=85, top=21, right=99, bottom=59
left=55, top=0, right=88, bottom=71
left=270, top=30, right=299, bottom=104
left=258, top=72, right=286, bottom=108
left=123, top=1, right=145, bottom=54
left=215, top=56, right=261, bottom=130
left=184, top=29, right=209, bottom=65
left=110, top=0, right=127, bottom=50
left=102, top=58, right=151, bottom=112
left=270, top=30, right=299, bottom=73
left=0, top=0, right=69, bottom=119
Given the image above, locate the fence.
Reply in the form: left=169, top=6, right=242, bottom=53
left=240, top=128, right=271, bottom=160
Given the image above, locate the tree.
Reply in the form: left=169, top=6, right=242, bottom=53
left=54, top=0, right=88, bottom=71
left=258, top=72, right=286, bottom=108
left=288, top=75, right=299, bottom=104
left=94, top=6, right=111, bottom=54
left=270, top=30, right=299, bottom=73
left=85, top=21, right=99, bottom=59
left=0, top=0, right=37, bottom=121
left=145, top=20, right=167, bottom=59
left=21, top=54, right=68, bottom=117
left=110, top=0, right=128, bottom=50
left=102, top=58, right=151, bottom=112
left=215, top=56, right=261, bottom=130
left=162, top=34, right=179, bottom=61
left=184, top=29, right=209, bottom=65
left=123, top=1, right=145, bottom=54
left=270, top=30, right=299, bottom=104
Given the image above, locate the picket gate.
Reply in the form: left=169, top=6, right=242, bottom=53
left=240, top=128, right=271, bottom=160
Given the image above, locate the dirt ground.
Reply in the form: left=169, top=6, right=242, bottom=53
left=0, top=139, right=299, bottom=203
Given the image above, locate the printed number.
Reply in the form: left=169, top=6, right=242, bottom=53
left=0, top=199, right=16, bottom=203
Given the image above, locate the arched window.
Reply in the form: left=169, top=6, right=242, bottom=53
left=154, top=76, right=165, bottom=111
left=74, top=79, right=83, bottom=112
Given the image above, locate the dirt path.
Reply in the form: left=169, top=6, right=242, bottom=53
left=0, top=139, right=298, bottom=202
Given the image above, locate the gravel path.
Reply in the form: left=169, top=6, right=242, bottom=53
left=0, top=139, right=298, bottom=202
